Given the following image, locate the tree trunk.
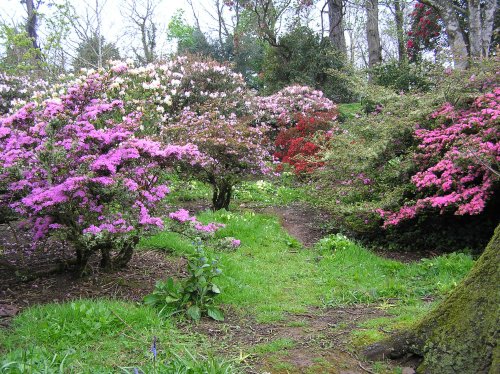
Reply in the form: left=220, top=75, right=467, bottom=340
left=481, top=0, right=498, bottom=57
left=327, top=0, right=347, bottom=55
left=394, top=0, right=406, bottom=63
left=427, top=0, right=469, bottom=69
left=468, top=0, right=482, bottom=58
left=25, top=0, right=40, bottom=54
left=364, top=224, right=500, bottom=373
left=365, top=0, right=382, bottom=68
left=212, top=181, right=232, bottom=211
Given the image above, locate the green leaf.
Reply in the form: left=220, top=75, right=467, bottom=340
left=207, top=307, right=224, bottom=321
left=143, top=294, right=159, bottom=306
left=186, top=305, right=201, bottom=321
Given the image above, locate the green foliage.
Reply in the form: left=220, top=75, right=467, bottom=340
left=145, top=240, right=224, bottom=321
left=261, top=26, right=357, bottom=102
left=0, top=25, right=42, bottom=74
left=315, top=233, right=352, bottom=252
left=167, top=10, right=213, bottom=57
left=369, top=60, right=432, bottom=93
left=73, top=35, right=121, bottom=70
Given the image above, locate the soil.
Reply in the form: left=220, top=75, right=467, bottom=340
left=0, top=202, right=420, bottom=373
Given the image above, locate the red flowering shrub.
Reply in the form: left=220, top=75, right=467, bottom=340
left=381, top=88, right=500, bottom=226
left=274, top=112, right=337, bottom=174
left=407, top=3, right=442, bottom=61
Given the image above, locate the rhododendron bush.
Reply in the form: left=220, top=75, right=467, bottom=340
left=381, top=88, right=500, bottom=226
left=0, top=72, right=203, bottom=273
left=256, top=85, right=338, bottom=175
left=0, top=73, right=49, bottom=115
left=75, top=57, right=270, bottom=210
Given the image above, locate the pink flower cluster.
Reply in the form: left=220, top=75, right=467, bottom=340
left=169, top=209, right=225, bottom=233
left=382, top=88, right=500, bottom=226
left=255, top=85, right=337, bottom=127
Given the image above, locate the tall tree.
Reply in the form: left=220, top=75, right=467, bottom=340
left=123, top=0, right=160, bottom=64
left=326, top=0, right=347, bottom=54
left=23, top=0, right=43, bottom=53
left=392, top=0, right=406, bottom=63
left=365, top=0, right=382, bottom=67
left=421, top=0, right=498, bottom=68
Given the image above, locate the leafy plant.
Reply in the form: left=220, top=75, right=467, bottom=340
left=315, top=233, right=352, bottom=252
left=145, top=240, right=224, bottom=322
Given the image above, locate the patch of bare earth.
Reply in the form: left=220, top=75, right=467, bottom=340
left=185, top=305, right=391, bottom=373
left=0, top=223, right=185, bottom=326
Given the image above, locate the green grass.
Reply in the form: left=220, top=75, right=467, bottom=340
left=141, top=210, right=474, bottom=324
left=338, top=102, right=363, bottom=120
left=0, top=300, right=235, bottom=373
left=1, top=210, right=475, bottom=373
left=252, top=338, right=295, bottom=354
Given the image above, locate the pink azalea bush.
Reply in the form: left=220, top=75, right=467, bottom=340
left=381, top=88, right=500, bottom=226
left=255, top=85, right=337, bottom=130
left=0, top=72, right=203, bottom=273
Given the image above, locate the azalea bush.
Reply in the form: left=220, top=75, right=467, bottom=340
left=274, top=112, right=338, bottom=174
left=255, top=85, right=338, bottom=175
left=0, top=72, right=202, bottom=273
left=381, top=89, right=500, bottom=226
left=313, top=61, right=500, bottom=252
left=255, top=85, right=337, bottom=133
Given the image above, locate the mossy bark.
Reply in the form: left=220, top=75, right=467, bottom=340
left=364, top=224, right=500, bottom=373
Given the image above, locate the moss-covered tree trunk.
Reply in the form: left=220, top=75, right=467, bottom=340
left=364, top=224, right=500, bottom=373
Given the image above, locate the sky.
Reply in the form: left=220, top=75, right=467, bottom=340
left=0, top=0, right=192, bottom=54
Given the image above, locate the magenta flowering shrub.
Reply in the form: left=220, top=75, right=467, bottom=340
left=381, top=89, right=500, bottom=227
left=0, top=73, right=202, bottom=273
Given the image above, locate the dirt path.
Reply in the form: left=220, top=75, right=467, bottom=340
left=259, top=202, right=332, bottom=248
left=187, top=305, right=395, bottom=373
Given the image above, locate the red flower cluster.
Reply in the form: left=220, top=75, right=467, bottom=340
left=407, top=2, right=442, bottom=61
left=274, top=112, right=337, bottom=174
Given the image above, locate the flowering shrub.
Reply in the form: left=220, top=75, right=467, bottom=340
left=0, top=73, right=48, bottom=114
left=381, top=88, right=500, bottom=226
left=406, top=3, right=442, bottom=62
left=255, top=85, right=337, bottom=131
left=274, top=112, right=338, bottom=174
left=0, top=72, right=202, bottom=273
left=164, top=109, right=272, bottom=209
left=14, top=57, right=272, bottom=211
